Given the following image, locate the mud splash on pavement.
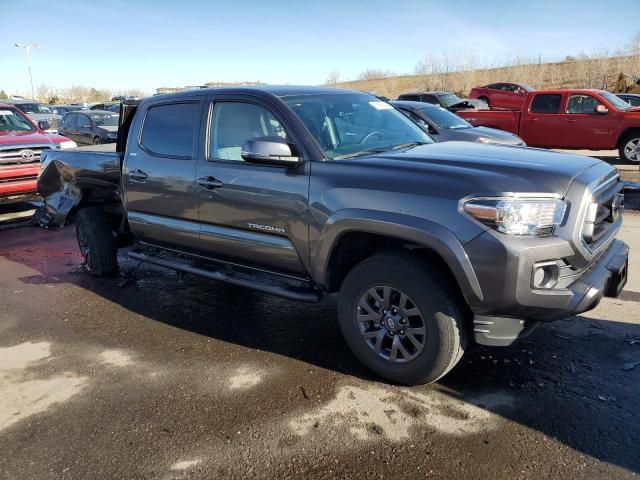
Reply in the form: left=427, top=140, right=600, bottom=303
left=100, top=349, right=134, bottom=367
left=227, top=366, right=264, bottom=390
left=0, top=342, right=88, bottom=433
left=289, top=384, right=514, bottom=442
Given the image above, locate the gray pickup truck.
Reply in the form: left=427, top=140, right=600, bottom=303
left=38, top=86, right=629, bottom=385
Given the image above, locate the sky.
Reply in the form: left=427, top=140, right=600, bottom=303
left=1, top=0, right=638, bottom=96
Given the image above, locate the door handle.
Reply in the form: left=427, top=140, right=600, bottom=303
left=527, top=117, right=538, bottom=121
left=128, top=169, right=148, bottom=180
left=197, top=176, right=224, bottom=190
left=564, top=119, right=577, bottom=123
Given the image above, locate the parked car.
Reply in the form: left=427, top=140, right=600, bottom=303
left=50, top=105, right=87, bottom=115
left=59, top=110, right=119, bottom=145
left=616, top=93, right=640, bottom=107
left=391, top=100, right=526, bottom=146
left=38, top=86, right=628, bottom=385
left=0, top=103, right=76, bottom=203
left=4, top=98, right=62, bottom=133
left=469, top=83, right=534, bottom=109
left=457, top=89, right=640, bottom=162
left=396, top=91, right=487, bottom=112
left=90, top=103, right=121, bottom=112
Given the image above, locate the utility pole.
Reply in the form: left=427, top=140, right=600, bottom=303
left=14, top=43, right=40, bottom=100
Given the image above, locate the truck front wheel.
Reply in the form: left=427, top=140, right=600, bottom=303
left=75, top=207, right=118, bottom=276
left=337, top=253, right=466, bottom=385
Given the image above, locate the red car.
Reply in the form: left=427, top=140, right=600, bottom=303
left=469, top=82, right=534, bottom=109
left=457, top=89, right=640, bottom=162
left=0, top=103, right=76, bottom=203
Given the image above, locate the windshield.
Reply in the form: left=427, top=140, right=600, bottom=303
left=14, top=103, right=52, bottom=114
left=283, top=93, right=432, bottom=160
left=438, top=93, right=463, bottom=107
left=600, top=91, right=632, bottom=111
left=421, top=107, right=471, bottom=130
left=0, top=109, right=35, bottom=132
left=90, top=113, right=119, bottom=126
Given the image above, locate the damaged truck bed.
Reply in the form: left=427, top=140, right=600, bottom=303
left=38, top=144, right=122, bottom=227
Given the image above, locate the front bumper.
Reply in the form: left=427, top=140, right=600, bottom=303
left=464, top=226, right=628, bottom=345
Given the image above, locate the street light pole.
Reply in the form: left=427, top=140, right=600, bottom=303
left=14, top=43, right=40, bottom=100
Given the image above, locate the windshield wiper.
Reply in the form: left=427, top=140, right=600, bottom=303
left=391, top=141, right=429, bottom=150
left=333, top=148, right=389, bottom=160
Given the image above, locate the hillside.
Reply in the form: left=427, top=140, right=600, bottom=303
left=335, top=55, right=639, bottom=99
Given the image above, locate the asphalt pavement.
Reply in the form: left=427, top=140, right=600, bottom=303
left=0, top=203, right=639, bottom=479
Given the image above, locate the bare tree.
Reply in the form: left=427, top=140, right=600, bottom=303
left=325, top=70, right=341, bottom=85
left=628, top=31, right=640, bottom=72
left=358, top=69, right=394, bottom=81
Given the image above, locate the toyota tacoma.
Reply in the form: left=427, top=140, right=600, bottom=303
left=37, top=86, right=629, bottom=385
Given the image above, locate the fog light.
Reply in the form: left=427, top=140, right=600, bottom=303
left=532, top=264, right=559, bottom=289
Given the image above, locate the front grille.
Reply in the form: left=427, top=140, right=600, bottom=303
left=0, top=145, right=53, bottom=166
left=0, top=173, right=38, bottom=184
left=582, top=182, right=623, bottom=248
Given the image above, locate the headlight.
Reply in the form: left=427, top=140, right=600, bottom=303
left=107, top=132, right=117, bottom=139
left=462, top=197, right=567, bottom=236
left=59, top=140, right=77, bottom=149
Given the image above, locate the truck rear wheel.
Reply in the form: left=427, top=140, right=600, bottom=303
left=75, top=207, right=118, bottom=276
left=619, top=132, right=640, bottom=163
left=337, top=253, right=466, bottom=385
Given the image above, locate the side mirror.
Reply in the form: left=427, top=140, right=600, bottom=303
left=241, top=137, right=300, bottom=167
left=595, top=105, right=609, bottom=115
left=38, top=120, right=50, bottom=130
left=427, top=125, right=438, bottom=135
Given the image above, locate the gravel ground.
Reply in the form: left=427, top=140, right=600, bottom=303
left=0, top=204, right=639, bottom=479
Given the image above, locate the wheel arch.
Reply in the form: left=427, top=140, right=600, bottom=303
left=313, top=209, right=483, bottom=306
left=617, top=127, right=640, bottom=148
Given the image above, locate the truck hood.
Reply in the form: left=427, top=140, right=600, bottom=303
left=357, top=141, right=602, bottom=196
left=0, top=130, right=69, bottom=146
left=455, top=126, right=525, bottom=145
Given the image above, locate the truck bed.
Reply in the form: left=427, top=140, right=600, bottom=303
left=456, top=109, right=521, bottom=135
left=38, top=144, right=123, bottom=227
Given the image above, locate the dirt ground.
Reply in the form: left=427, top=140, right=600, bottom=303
left=0, top=201, right=639, bottom=479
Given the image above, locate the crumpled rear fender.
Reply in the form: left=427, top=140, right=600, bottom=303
left=37, top=149, right=122, bottom=227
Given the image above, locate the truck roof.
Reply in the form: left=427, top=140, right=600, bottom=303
left=526, top=88, right=607, bottom=95
left=145, top=85, right=364, bottom=104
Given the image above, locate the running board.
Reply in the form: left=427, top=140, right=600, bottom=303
left=127, top=250, right=322, bottom=303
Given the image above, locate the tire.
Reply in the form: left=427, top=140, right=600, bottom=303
left=93, top=137, right=102, bottom=145
left=337, top=253, right=467, bottom=385
left=75, top=207, right=118, bottom=276
left=619, top=132, right=640, bottom=163
left=478, top=96, right=490, bottom=107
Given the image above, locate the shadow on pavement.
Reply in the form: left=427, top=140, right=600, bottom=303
left=1, top=225, right=639, bottom=474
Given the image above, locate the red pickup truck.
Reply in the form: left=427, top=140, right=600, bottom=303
left=457, top=89, right=640, bottom=162
left=0, top=103, right=76, bottom=203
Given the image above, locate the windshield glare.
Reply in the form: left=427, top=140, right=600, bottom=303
left=283, top=93, right=432, bottom=159
left=600, top=91, right=632, bottom=111
left=439, top=93, right=462, bottom=107
left=15, top=103, right=52, bottom=114
left=0, top=109, right=35, bottom=132
left=90, top=113, right=119, bottom=126
left=421, top=107, right=471, bottom=130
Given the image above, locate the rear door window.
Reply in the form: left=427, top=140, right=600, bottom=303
left=140, top=102, right=199, bottom=158
left=530, top=94, right=562, bottom=114
left=398, top=94, right=419, bottom=101
left=421, top=95, right=438, bottom=104
left=77, top=114, right=91, bottom=127
left=64, top=113, right=77, bottom=128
